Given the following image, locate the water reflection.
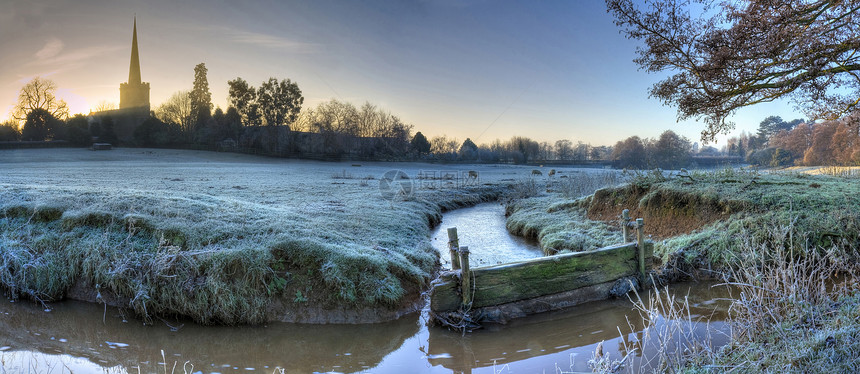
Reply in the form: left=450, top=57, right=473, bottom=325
left=0, top=298, right=418, bottom=373
left=1, top=282, right=732, bottom=373
left=427, top=282, right=732, bottom=373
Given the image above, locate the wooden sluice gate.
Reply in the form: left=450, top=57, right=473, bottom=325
left=429, top=209, right=653, bottom=327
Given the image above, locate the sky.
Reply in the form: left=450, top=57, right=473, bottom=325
left=0, top=0, right=804, bottom=146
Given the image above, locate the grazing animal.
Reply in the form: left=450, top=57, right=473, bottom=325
left=548, top=169, right=556, bottom=177
left=466, top=170, right=479, bottom=182
left=531, top=169, right=542, bottom=176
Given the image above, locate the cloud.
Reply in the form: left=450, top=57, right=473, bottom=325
left=35, top=38, right=64, bottom=60
left=16, top=71, right=59, bottom=84
left=225, top=29, right=319, bottom=53
left=29, top=44, right=125, bottom=68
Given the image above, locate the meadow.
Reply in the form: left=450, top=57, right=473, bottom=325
left=8, top=147, right=859, bottom=371
left=0, top=148, right=618, bottom=325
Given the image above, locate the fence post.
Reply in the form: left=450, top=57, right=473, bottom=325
left=636, top=218, right=646, bottom=289
left=622, top=209, right=631, bottom=242
left=459, top=246, right=472, bottom=307
left=447, top=227, right=461, bottom=270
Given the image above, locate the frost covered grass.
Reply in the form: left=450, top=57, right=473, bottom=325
left=503, top=170, right=628, bottom=255
left=0, top=148, right=531, bottom=324
left=647, top=169, right=860, bottom=272
left=590, top=218, right=860, bottom=374
left=578, top=169, right=860, bottom=373
left=505, top=196, right=621, bottom=255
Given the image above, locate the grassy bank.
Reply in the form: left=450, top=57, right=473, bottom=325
left=502, top=168, right=860, bottom=372
left=504, top=170, right=627, bottom=255
left=0, top=148, right=514, bottom=324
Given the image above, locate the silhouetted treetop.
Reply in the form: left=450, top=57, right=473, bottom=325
left=460, top=138, right=478, bottom=153
left=227, top=77, right=261, bottom=127
left=191, top=63, right=213, bottom=127
left=21, top=108, right=62, bottom=141
left=257, top=78, right=303, bottom=127
left=410, top=132, right=431, bottom=155
left=13, top=77, right=69, bottom=123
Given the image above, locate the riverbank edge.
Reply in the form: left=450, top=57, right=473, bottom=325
left=503, top=169, right=860, bottom=372
left=1, top=185, right=507, bottom=325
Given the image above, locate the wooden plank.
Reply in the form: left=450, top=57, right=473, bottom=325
left=429, top=242, right=654, bottom=314
left=429, top=272, right=461, bottom=312
left=469, top=243, right=638, bottom=308
left=473, top=280, right=618, bottom=323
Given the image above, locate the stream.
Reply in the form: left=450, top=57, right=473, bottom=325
left=0, top=203, right=731, bottom=374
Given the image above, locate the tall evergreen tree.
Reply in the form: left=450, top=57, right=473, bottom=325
left=410, top=131, right=431, bottom=155
left=190, top=63, right=213, bottom=131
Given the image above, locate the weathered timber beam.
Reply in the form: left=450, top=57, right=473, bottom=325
left=468, top=243, right=641, bottom=308
left=430, top=242, right=654, bottom=314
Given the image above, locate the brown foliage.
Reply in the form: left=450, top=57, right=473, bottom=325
left=771, top=123, right=812, bottom=161
left=832, top=119, right=860, bottom=165
left=802, top=121, right=838, bottom=166
left=612, top=136, right=647, bottom=169
left=607, top=0, right=860, bottom=141
left=769, top=114, right=860, bottom=166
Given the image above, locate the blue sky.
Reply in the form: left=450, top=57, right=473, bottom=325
left=0, top=0, right=803, bottom=145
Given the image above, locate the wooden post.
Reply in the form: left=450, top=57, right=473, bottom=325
left=636, top=218, right=646, bottom=289
left=459, top=246, right=472, bottom=307
left=447, top=227, right=461, bottom=270
left=621, top=209, right=631, bottom=242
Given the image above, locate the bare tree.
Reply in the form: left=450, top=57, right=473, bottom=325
left=357, top=102, right=379, bottom=138
left=555, top=139, right=574, bottom=160
left=313, top=99, right=358, bottom=134
left=607, top=0, right=860, bottom=141
left=291, top=109, right=314, bottom=133
left=612, top=136, right=647, bottom=169
left=430, top=135, right=459, bottom=155
left=156, top=90, right=193, bottom=137
left=13, top=77, right=69, bottom=124
left=93, top=101, right=117, bottom=112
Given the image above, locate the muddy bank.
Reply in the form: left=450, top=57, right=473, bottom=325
left=585, top=183, right=745, bottom=239
left=63, top=279, right=425, bottom=324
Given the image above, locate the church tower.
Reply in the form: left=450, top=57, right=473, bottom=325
left=119, top=17, right=150, bottom=110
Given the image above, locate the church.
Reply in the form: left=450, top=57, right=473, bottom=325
left=88, top=18, right=151, bottom=143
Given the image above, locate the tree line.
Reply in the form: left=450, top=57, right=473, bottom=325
left=0, top=67, right=754, bottom=168
left=738, top=114, right=860, bottom=167
left=0, top=71, right=704, bottom=167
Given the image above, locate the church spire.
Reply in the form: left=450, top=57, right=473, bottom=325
left=128, top=17, right=141, bottom=85
left=119, top=16, right=149, bottom=111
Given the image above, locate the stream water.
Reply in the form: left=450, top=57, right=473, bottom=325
left=0, top=203, right=731, bottom=374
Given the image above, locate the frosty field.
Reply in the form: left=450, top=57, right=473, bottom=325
left=0, top=148, right=616, bottom=324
